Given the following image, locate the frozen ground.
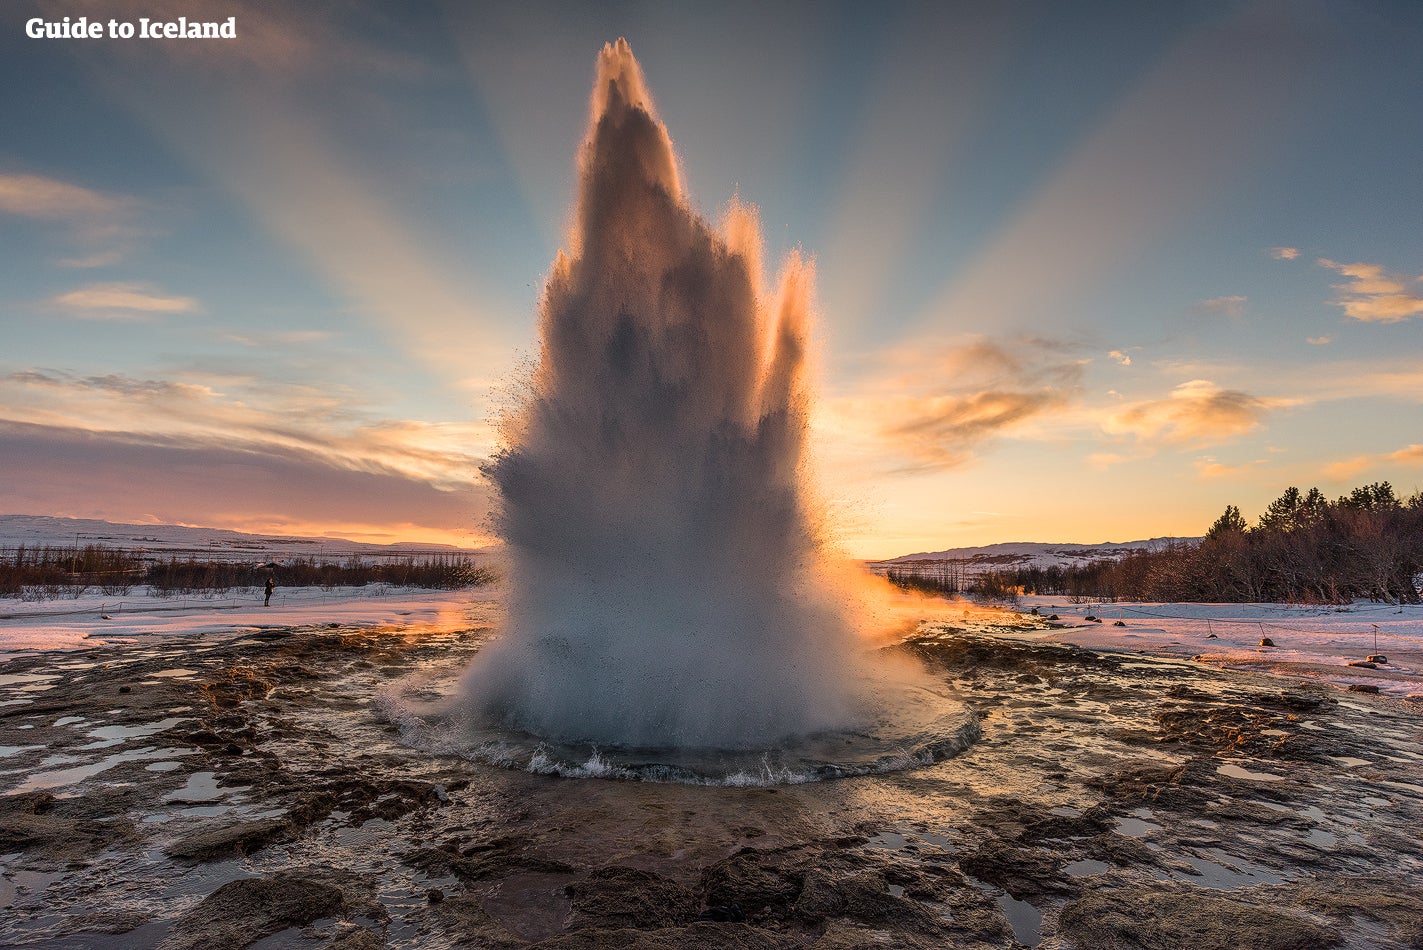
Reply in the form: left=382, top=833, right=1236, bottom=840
left=5, top=587, right=1420, bottom=700
left=1006, top=595, right=1423, bottom=699
left=0, top=586, right=502, bottom=654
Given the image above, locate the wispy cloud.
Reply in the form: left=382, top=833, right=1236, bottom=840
left=0, top=368, right=490, bottom=491
left=1103, top=379, right=1278, bottom=445
left=0, top=172, right=140, bottom=263
left=823, top=337, right=1083, bottom=472
left=50, top=282, right=199, bottom=318
left=0, top=420, right=489, bottom=548
left=1270, top=246, right=1299, bottom=260
left=1325, top=443, right=1423, bottom=483
left=1318, top=258, right=1423, bottom=323
left=1109, top=349, right=1132, bottom=366
left=1196, top=295, right=1247, bottom=318
left=0, top=173, right=130, bottom=220
left=1194, top=455, right=1266, bottom=479
left=1306, top=335, right=1332, bottom=345
left=219, top=329, right=334, bottom=347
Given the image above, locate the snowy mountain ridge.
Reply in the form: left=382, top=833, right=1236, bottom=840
left=873, top=538, right=1199, bottom=571
left=0, top=514, right=482, bottom=558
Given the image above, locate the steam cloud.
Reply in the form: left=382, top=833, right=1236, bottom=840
left=461, top=39, right=864, bottom=749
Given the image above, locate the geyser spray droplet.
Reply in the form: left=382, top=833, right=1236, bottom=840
left=461, top=38, right=865, bottom=750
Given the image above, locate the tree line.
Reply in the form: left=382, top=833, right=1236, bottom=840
left=0, top=546, right=492, bottom=600
left=888, top=481, right=1423, bottom=605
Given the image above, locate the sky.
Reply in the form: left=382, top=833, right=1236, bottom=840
left=1, top=0, right=1421, bottom=559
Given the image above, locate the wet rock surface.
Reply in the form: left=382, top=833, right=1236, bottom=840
left=0, top=616, right=1419, bottom=948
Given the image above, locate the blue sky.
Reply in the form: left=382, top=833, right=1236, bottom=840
left=2, top=0, right=1421, bottom=557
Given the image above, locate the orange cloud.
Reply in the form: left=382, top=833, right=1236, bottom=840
left=1322, top=444, right=1423, bottom=484
left=1318, top=258, right=1423, bottom=323
left=822, top=337, right=1082, bottom=473
left=1103, top=379, right=1275, bottom=445
left=1269, top=246, right=1299, bottom=260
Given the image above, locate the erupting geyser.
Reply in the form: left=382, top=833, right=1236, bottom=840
left=462, top=39, right=866, bottom=750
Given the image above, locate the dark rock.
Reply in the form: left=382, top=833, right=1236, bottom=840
left=1048, top=614, right=1060, bottom=620
left=1260, top=637, right=1276, bottom=647
left=1366, top=654, right=1388, bottom=664
left=698, top=903, right=744, bottom=922
left=321, top=927, right=383, bottom=950
left=0, top=791, right=138, bottom=866
left=118, top=685, right=132, bottom=694
left=530, top=922, right=800, bottom=949
left=1347, top=684, right=1381, bottom=694
left=1057, top=883, right=1340, bottom=949
left=1114, top=620, right=1127, bottom=626
left=165, top=818, right=293, bottom=862
left=404, top=835, right=574, bottom=882
left=1347, top=661, right=1378, bottom=669
left=957, top=839, right=1074, bottom=899
left=1289, top=874, right=1423, bottom=948
left=158, top=868, right=385, bottom=950
left=1206, top=633, right=1218, bottom=639
left=426, top=887, right=444, bottom=904
left=568, top=865, right=698, bottom=928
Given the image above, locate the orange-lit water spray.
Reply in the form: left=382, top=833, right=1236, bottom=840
left=462, top=40, right=864, bottom=749
left=395, top=41, right=978, bottom=781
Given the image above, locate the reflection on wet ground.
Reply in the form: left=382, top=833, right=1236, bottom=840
left=0, top=615, right=1420, bottom=948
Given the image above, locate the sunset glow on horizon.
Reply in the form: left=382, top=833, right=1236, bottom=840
left=3, top=2, right=1422, bottom=560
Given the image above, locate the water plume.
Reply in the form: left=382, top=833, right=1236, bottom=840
left=462, top=38, right=866, bottom=750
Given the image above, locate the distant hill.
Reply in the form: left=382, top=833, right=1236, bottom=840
left=871, top=538, right=1198, bottom=572
left=0, top=515, right=484, bottom=561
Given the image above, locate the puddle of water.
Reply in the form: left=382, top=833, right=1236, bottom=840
left=52, top=716, right=88, bottom=727
left=1064, top=858, right=1111, bottom=876
left=79, top=717, right=190, bottom=749
left=0, top=868, right=65, bottom=910
left=1329, top=756, right=1371, bottom=768
left=1176, top=852, right=1285, bottom=889
left=1307, top=828, right=1336, bottom=847
left=38, top=754, right=85, bottom=767
left=917, top=831, right=955, bottom=851
left=164, top=771, right=248, bottom=803
left=145, top=761, right=183, bottom=772
left=1115, top=816, right=1161, bottom=837
left=886, top=883, right=905, bottom=898
left=0, top=674, right=58, bottom=687
left=1049, top=806, right=1081, bottom=817
left=864, top=831, right=908, bottom=851
left=151, top=669, right=199, bottom=678
left=995, top=891, right=1042, bottom=947
left=1217, top=763, right=1284, bottom=783
left=6, top=746, right=183, bottom=795
left=0, top=746, right=43, bottom=759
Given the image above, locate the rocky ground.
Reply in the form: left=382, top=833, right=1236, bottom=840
left=1, top=615, right=1421, bottom=949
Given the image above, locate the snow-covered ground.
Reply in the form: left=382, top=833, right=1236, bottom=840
left=4, top=580, right=1420, bottom=701
left=0, top=585, right=501, bottom=654
left=1002, top=594, right=1423, bottom=699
